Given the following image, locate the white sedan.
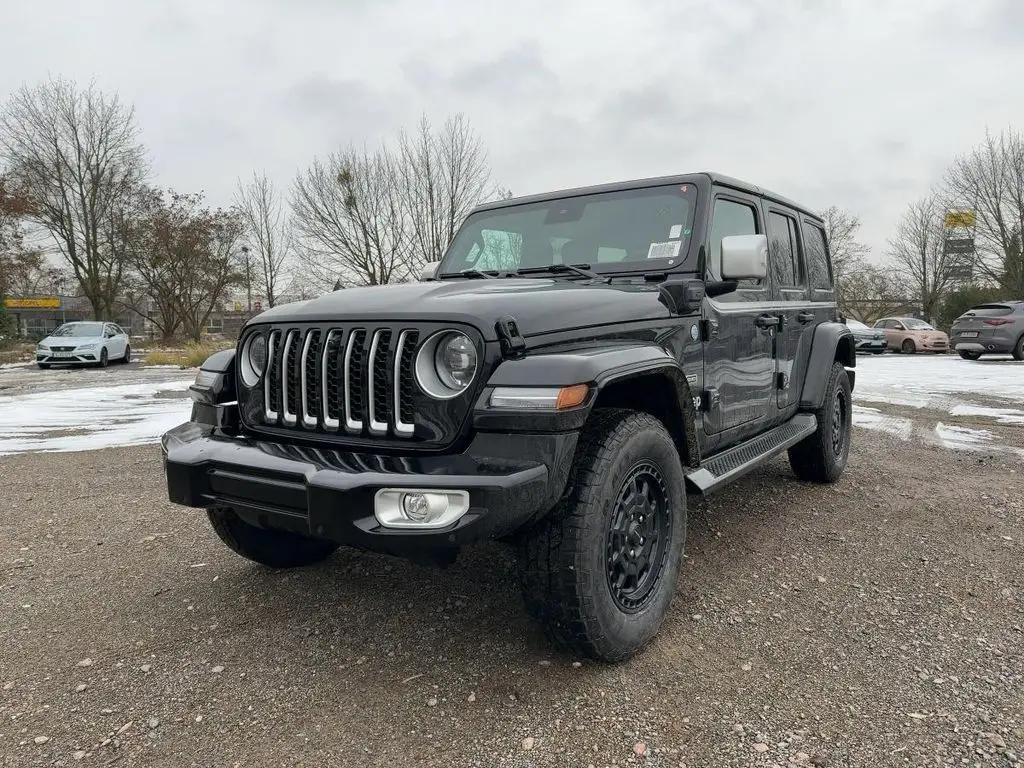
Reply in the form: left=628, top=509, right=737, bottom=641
left=36, top=321, right=132, bottom=369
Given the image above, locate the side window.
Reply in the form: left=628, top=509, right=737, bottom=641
left=803, top=221, right=832, bottom=291
left=708, top=198, right=759, bottom=286
left=766, top=211, right=803, bottom=289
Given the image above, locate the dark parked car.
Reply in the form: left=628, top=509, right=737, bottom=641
left=844, top=318, right=886, bottom=354
left=162, top=172, right=855, bottom=662
left=950, top=301, right=1024, bottom=360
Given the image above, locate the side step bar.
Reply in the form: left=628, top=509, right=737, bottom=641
left=685, top=413, right=817, bottom=495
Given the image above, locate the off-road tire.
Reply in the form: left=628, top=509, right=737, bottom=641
left=517, top=409, right=687, bottom=662
left=207, top=506, right=339, bottom=568
left=1013, top=334, right=1024, bottom=362
left=901, top=339, right=916, bottom=354
left=788, top=361, right=852, bottom=484
left=959, top=350, right=982, bottom=361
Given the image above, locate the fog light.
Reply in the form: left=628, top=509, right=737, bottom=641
left=374, top=488, right=471, bottom=529
left=402, top=493, right=431, bottom=521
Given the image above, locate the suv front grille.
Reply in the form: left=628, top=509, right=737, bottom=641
left=254, top=326, right=421, bottom=440
left=236, top=321, right=486, bottom=451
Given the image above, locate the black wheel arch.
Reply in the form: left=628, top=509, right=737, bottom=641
left=798, top=322, right=856, bottom=410
left=477, top=342, right=700, bottom=468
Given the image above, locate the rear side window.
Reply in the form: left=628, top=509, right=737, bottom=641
left=966, top=304, right=1013, bottom=317
left=766, top=211, right=802, bottom=288
left=802, top=221, right=832, bottom=291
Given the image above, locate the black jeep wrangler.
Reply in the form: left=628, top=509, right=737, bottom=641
left=162, top=172, right=854, bottom=662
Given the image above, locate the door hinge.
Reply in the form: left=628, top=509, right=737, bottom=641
left=495, top=315, right=527, bottom=359
left=700, top=388, right=720, bottom=412
left=700, top=319, right=719, bottom=339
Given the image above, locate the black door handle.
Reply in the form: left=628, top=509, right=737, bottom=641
left=756, top=314, right=780, bottom=329
left=797, top=311, right=815, bottom=324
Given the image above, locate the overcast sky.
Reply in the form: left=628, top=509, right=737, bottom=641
left=3, top=0, right=1023, bottom=260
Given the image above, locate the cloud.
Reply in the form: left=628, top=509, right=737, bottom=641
left=1, top=0, right=1022, bottom=261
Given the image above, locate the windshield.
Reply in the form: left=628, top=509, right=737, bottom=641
left=845, top=319, right=868, bottom=330
left=52, top=323, right=103, bottom=337
left=439, top=184, right=697, bottom=276
left=903, top=319, right=934, bottom=330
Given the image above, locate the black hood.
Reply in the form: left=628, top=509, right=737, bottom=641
left=250, top=278, right=673, bottom=339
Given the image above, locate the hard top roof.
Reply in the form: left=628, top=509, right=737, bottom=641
left=471, top=171, right=823, bottom=223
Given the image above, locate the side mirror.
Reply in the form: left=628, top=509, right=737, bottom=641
left=420, top=261, right=440, bottom=281
left=720, top=234, right=768, bottom=281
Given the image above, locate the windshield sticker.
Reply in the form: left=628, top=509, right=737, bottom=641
left=669, top=224, right=682, bottom=239
left=647, top=241, right=681, bottom=260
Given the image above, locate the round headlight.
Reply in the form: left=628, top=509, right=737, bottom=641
left=415, top=330, right=478, bottom=399
left=240, top=333, right=267, bottom=387
left=435, top=333, right=477, bottom=390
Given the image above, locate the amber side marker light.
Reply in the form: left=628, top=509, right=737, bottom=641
left=488, top=384, right=591, bottom=411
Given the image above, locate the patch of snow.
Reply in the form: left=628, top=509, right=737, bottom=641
left=0, top=361, right=32, bottom=369
left=949, top=403, right=1024, bottom=425
left=852, top=405, right=914, bottom=439
left=854, top=354, right=1024, bottom=409
left=933, top=422, right=996, bottom=452
left=141, top=364, right=192, bottom=370
left=0, top=378, right=194, bottom=456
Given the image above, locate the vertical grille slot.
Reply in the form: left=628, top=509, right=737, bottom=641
left=368, top=329, right=393, bottom=435
left=281, top=329, right=300, bottom=426
left=394, top=330, right=418, bottom=436
left=263, top=330, right=282, bottom=422
left=300, top=329, right=322, bottom=429
left=321, top=330, right=343, bottom=430
left=344, top=329, right=367, bottom=432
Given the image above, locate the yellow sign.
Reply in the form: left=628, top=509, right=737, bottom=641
left=944, top=210, right=976, bottom=228
left=4, top=296, right=61, bottom=309
left=233, top=301, right=242, bottom=311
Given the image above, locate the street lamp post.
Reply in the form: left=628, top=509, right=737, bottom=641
left=241, top=245, right=252, bottom=313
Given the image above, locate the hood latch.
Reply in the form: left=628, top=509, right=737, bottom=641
left=495, top=316, right=527, bottom=359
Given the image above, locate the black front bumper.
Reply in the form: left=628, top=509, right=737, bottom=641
left=162, top=421, right=576, bottom=558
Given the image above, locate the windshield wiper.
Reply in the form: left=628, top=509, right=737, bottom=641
left=438, top=268, right=498, bottom=280
left=516, top=263, right=610, bottom=283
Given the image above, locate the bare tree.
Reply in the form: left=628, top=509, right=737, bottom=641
left=0, top=77, right=148, bottom=319
left=396, top=113, right=498, bottom=272
left=291, top=147, right=407, bottom=287
left=837, top=257, right=909, bottom=323
left=944, top=128, right=1024, bottom=295
left=129, top=189, right=244, bottom=341
left=291, top=113, right=502, bottom=288
left=886, top=194, right=956, bottom=321
left=820, top=206, right=870, bottom=280
left=235, top=170, right=291, bottom=307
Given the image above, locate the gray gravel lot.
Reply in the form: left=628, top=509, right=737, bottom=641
left=2, top=413, right=1022, bottom=767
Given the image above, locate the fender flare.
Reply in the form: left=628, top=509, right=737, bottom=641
left=799, top=322, right=856, bottom=410
left=481, top=342, right=700, bottom=466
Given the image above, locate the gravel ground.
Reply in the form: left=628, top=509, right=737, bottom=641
left=2, top=414, right=1022, bottom=767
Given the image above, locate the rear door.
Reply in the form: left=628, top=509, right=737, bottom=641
left=764, top=207, right=811, bottom=411
left=701, top=192, right=776, bottom=436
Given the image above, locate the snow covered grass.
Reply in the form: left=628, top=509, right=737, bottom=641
left=852, top=353, right=1024, bottom=457
left=0, top=348, right=1020, bottom=458
left=0, top=377, right=194, bottom=456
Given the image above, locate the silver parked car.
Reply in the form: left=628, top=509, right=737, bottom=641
left=844, top=318, right=887, bottom=354
left=36, top=321, right=132, bottom=369
left=950, top=301, right=1024, bottom=360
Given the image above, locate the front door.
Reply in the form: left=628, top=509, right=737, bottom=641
left=701, top=193, right=776, bottom=436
